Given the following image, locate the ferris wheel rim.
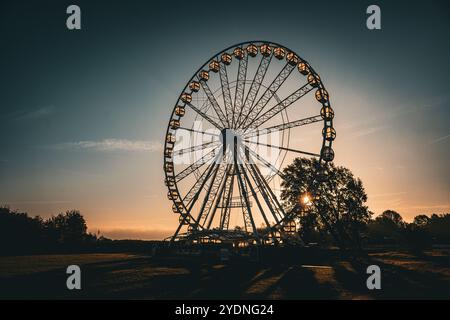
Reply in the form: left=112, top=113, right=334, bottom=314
left=163, top=41, right=335, bottom=241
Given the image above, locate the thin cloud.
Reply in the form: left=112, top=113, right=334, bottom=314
left=52, top=139, right=163, bottom=152
left=352, top=126, right=384, bottom=138
left=371, top=191, right=407, bottom=198
left=15, top=106, right=55, bottom=120
left=430, top=134, right=450, bottom=144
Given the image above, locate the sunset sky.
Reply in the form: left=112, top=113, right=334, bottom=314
left=1, top=0, right=449, bottom=239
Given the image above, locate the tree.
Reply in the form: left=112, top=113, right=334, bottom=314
left=403, top=222, right=432, bottom=252
left=379, top=210, right=404, bottom=228
left=413, top=214, right=430, bottom=228
left=280, top=157, right=371, bottom=248
left=427, top=213, right=450, bottom=243
left=0, top=206, right=100, bottom=255
left=46, top=210, right=88, bottom=247
left=366, top=210, right=405, bottom=245
left=0, top=206, right=45, bottom=254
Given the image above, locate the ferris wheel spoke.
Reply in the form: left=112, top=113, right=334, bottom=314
left=243, top=145, right=285, bottom=179
left=232, top=51, right=248, bottom=128
left=248, top=83, right=314, bottom=129
left=178, top=126, right=220, bottom=137
left=186, top=103, right=223, bottom=130
left=199, top=80, right=229, bottom=128
left=183, top=152, right=221, bottom=212
left=173, top=140, right=219, bottom=156
left=244, top=114, right=322, bottom=139
left=244, top=139, right=320, bottom=157
left=175, top=147, right=219, bottom=183
left=219, top=62, right=233, bottom=127
left=241, top=63, right=295, bottom=130
left=236, top=55, right=272, bottom=128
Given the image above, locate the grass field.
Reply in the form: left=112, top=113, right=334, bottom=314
left=0, top=249, right=449, bottom=299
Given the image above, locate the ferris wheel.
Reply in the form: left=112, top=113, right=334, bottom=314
left=163, top=41, right=335, bottom=244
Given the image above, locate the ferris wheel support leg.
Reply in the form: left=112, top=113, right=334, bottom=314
left=234, top=144, right=260, bottom=243
left=194, top=164, right=221, bottom=228
left=240, top=162, right=279, bottom=245
left=170, top=222, right=184, bottom=245
left=205, top=164, right=233, bottom=229
left=248, top=159, right=286, bottom=221
left=246, top=163, right=281, bottom=225
left=219, top=170, right=234, bottom=230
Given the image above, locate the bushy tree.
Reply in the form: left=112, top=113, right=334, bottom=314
left=45, top=210, right=89, bottom=250
left=366, top=210, right=405, bottom=244
left=427, top=214, right=450, bottom=243
left=281, top=158, right=371, bottom=248
left=413, top=214, right=430, bottom=228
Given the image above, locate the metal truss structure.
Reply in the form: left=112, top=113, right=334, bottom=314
left=163, top=41, right=335, bottom=245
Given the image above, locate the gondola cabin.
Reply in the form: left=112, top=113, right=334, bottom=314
left=246, top=44, right=258, bottom=57
left=181, top=93, right=192, bottom=103
left=199, top=69, right=210, bottom=80
left=167, top=190, right=179, bottom=201
left=274, top=47, right=285, bottom=59
left=286, top=52, right=299, bottom=66
left=189, top=81, right=200, bottom=92
left=166, top=133, right=176, bottom=143
left=172, top=202, right=184, bottom=213
left=315, top=88, right=329, bottom=103
left=321, top=146, right=335, bottom=162
left=320, top=106, right=334, bottom=120
left=175, top=105, right=185, bottom=117
left=164, top=148, right=173, bottom=158
left=233, top=47, right=244, bottom=60
left=260, top=44, right=272, bottom=56
left=165, top=177, right=175, bottom=187
left=307, top=74, right=320, bottom=87
left=221, top=53, right=232, bottom=65
left=165, top=162, right=174, bottom=173
left=322, top=126, right=336, bottom=141
left=169, top=119, right=180, bottom=130
left=297, top=62, right=309, bottom=75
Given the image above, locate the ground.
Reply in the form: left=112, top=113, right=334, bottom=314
left=0, top=248, right=449, bottom=299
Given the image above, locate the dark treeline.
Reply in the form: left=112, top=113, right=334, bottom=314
left=0, top=206, right=97, bottom=255
left=299, top=208, right=450, bottom=250
left=0, top=206, right=160, bottom=256
left=366, top=210, right=450, bottom=249
left=1, top=204, right=449, bottom=256
left=281, top=158, right=450, bottom=251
